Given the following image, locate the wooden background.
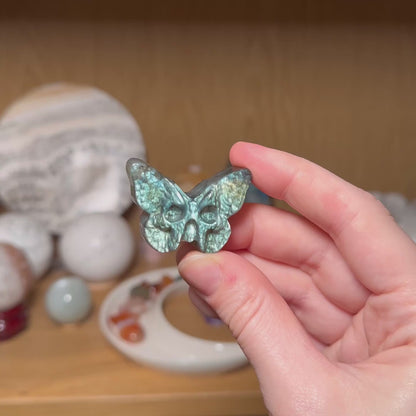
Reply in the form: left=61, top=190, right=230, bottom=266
left=0, top=0, right=415, bottom=195
left=0, top=2, right=415, bottom=415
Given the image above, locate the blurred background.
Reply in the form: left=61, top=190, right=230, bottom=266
left=0, top=2, right=415, bottom=415
left=0, top=0, right=415, bottom=193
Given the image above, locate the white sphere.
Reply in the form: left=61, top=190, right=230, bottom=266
left=59, top=213, right=135, bottom=282
left=0, top=243, right=34, bottom=311
left=379, top=192, right=408, bottom=221
left=0, top=213, right=54, bottom=279
left=398, top=203, right=416, bottom=243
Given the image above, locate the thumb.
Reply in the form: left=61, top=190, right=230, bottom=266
left=178, top=250, right=337, bottom=412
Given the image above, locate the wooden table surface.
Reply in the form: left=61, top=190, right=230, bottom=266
left=0, top=211, right=266, bottom=416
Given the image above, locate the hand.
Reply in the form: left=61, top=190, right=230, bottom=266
left=177, top=142, right=416, bottom=416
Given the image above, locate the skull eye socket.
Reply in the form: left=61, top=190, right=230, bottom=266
left=164, top=205, right=185, bottom=222
left=199, top=205, right=217, bottom=224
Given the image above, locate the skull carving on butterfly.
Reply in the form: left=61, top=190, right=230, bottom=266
left=126, top=159, right=252, bottom=253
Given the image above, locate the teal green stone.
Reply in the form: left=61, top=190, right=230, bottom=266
left=126, top=159, right=251, bottom=253
left=130, top=283, right=151, bottom=299
left=45, top=277, right=92, bottom=324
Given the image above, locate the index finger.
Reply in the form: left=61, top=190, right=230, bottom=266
left=230, top=142, right=416, bottom=294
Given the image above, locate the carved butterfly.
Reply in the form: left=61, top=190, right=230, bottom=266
left=126, top=159, right=251, bottom=253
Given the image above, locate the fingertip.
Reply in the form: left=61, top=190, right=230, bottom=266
left=177, top=250, right=208, bottom=271
left=176, top=242, right=197, bottom=264
left=230, top=140, right=250, bottom=153
left=178, top=251, right=223, bottom=297
left=229, top=141, right=259, bottom=166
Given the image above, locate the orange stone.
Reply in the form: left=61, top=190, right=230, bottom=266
left=120, top=323, right=144, bottom=343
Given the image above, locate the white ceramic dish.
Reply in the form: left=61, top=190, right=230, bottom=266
left=99, top=266, right=247, bottom=373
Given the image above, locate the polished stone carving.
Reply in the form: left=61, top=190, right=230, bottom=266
left=127, top=159, right=251, bottom=253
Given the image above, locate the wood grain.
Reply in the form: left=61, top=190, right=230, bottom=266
left=0, top=8, right=415, bottom=196
left=164, top=291, right=235, bottom=342
left=0, top=0, right=415, bottom=23
left=0, top=208, right=265, bottom=415
left=0, top=4, right=415, bottom=414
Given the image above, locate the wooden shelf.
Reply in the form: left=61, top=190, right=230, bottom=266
left=0, top=2, right=415, bottom=414
left=0, top=12, right=415, bottom=194
left=0, top=211, right=265, bottom=415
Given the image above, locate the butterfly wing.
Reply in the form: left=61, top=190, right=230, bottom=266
left=126, top=158, right=189, bottom=252
left=216, top=168, right=252, bottom=217
left=191, top=167, right=251, bottom=253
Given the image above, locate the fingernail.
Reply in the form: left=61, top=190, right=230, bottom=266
left=178, top=253, right=222, bottom=297
left=205, top=316, right=224, bottom=327
left=188, top=287, right=220, bottom=321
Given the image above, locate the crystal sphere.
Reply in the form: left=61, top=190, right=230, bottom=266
left=0, top=243, right=34, bottom=311
left=0, top=213, right=53, bottom=279
left=59, top=213, right=135, bottom=282
left=0, top=83, right=146, bottom=234
left=398, top=202, right=416, bottom=243
left=380, top=192, right=408, bottom=220
left=45, top=277, right=92, bottom=324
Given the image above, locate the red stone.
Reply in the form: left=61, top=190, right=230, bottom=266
left=154, top=275, right=174, bottom=293
left=109, top=310, right=135, bottom=325
left=0, top=303, right=28, bottom=341
left=120, top=323, right=144, bottom=343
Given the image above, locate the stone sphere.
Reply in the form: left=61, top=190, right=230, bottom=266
left=0, top=213, right=53, bottom=279
left=0, top=83, right=146, bottom=234
left=59, top=213, right=135, bottom=282
left=0, top=243, right=34, bottom=311
left=398, top=203, right=416, bottom=243
left=45, top=277, right=92, bottom=324
left=379, top=192, right=408, bottom=221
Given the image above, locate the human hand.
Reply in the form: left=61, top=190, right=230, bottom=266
left=177, top=142, right=416, bottom=415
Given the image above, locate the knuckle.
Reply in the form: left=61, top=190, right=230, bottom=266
left=223, top=287, right=267, bottom=342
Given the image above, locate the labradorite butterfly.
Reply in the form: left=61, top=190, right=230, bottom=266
left=126, top=159, right=251, bottom=253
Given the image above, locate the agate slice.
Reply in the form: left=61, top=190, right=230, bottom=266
left=0, top=83, right=146, bottom=234
left=127, top=159, right=251, bottom=253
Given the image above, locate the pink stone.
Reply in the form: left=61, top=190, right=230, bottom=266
left=0, top=243, right=34, bottom=341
